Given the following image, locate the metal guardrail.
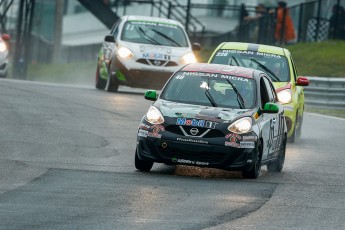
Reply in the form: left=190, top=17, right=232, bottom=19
left=304, top=76, right=345, bottom=109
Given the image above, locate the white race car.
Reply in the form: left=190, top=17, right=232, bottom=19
left=0, top=33, right=10, bottom=78
left=95, top=15, right=201, bottom=92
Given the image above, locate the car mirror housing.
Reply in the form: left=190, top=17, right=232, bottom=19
left=262, top=102, right=279, bottom=114
left=296, top=76, right=309, bottom=86
left=104, top=35, right=115, bottom=43
left=144, top=90, right=158, bottom=101
left=192, top=43, right=201, bottom=51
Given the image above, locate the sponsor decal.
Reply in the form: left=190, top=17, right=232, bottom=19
left=176, top=118, right=218, bottom=129
left=138, top=129, right=148, bottom=137
left=240, top=141, right=255, bottom=148
left=142, top=53, right=169, bottom=61
left=148, top=132, right=162, bottom=139
left=242, top=135, right=257, bottom=141
left=176, top=137, right=208, bottom=144
left=151, top=124, right=165, bottom=134
left=172, top=158, right=209, bottom=166
left=139, top=123, right=150, bottom=130
left=225, top=141, right=240, bottom=148
left=225, top=133, right=242, bottom=142
left=283, top=105, right=294, bottom=111
left=181, top=72, right=249, bottom=82
left=216, top=50, right=282, bottom=59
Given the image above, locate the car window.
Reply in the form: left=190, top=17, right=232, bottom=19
left=110, top=19, right=121, bottom=37
left=211, top=50, right=290, bottom=82
left=289, top=55, right=298, bottom=82
left=263, top=77, right=277, bottom=102
left=260, top=78, right=270, bottom=108
left=161, top=71, right=257, bottom=109
left=120, top=21, right=188, bottom=47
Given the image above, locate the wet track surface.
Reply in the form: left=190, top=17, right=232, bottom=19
left=0, top=79, right=345, bottom=229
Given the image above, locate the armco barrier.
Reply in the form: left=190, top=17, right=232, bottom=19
left=304, top=76, right=345, bottom=109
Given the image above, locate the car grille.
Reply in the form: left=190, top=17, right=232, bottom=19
left=165, top=125, right=225, bottom=138
left=136, top=59, right=178, bottom=67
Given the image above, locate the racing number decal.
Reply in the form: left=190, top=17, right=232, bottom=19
left=267, top=115, right=284, bottom=158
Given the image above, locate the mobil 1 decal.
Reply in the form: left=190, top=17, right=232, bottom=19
left=176, top=118, right=218, bottom=129
left=267, top=115, right=285, bottom=158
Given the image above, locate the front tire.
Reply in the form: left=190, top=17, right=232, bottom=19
left=106, top=74, right=119, bottom=92
left=135, top=148, right=153, bottom=172
left=95, top=65, right=106, bottom=90
left=288, top=110, right=298, bottom=143
left=242, top=140, right=262, bottom=179
left=267, top=135, right=286, bottom=172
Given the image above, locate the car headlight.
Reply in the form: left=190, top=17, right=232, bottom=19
left=180, top=53, right=197, bottom=64
left=277, top=89, right=292, bottom=104
left=117, top=46, right=133, bottom=59
left=0, top=42, right=7, bottom=52
left=228, top=117, right=252, bottom=134
left=145, top=106, right=164, bottom=124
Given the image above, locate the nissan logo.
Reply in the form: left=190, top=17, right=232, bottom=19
left=190, top=128, right=199, bottom=136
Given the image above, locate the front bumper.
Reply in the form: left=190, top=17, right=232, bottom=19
left=136, top=131, right=258, bottom=171
left=111, top=58, right=179, bottom=89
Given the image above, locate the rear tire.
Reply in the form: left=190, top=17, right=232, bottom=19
left=267, top=135, right=286, bottom=172
left=135, top=148, right=153, bottom=172
left=95, top=65, right=106, bottom=90
left=242, top=141, right=262, bottom=179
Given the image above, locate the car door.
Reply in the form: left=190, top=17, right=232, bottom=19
left=263, top=77, right=285, bottom=159
left=260, top=76, right=283, bottom=160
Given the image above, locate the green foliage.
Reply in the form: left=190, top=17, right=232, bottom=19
left=287, top=41, right=345, bottom=77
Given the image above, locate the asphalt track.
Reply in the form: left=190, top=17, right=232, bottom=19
left=0, top=79, right=345, bottom=229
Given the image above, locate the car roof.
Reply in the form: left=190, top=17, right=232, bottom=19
left=215, top=42, right=291, bottom=56
left=181, top=63, right=264, bottom=79
left=122, top=15, right=183, bottom=27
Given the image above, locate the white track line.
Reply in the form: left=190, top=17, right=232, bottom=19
left=305, top=112, right=345, bottom=121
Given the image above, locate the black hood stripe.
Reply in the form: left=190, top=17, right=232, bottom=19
left=247, top=44, right=260, bottom=52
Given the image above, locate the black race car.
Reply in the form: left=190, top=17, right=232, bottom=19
left=135, top=63, right=287, bottom=179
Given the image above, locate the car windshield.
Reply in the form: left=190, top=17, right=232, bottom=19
left=160, top=71, right=257, bottom=109
left=211, top=50, right=290, bottom=82
left=121, top=21, right=189, bottom=47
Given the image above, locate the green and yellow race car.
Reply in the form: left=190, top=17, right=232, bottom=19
left=208, top=42, right=309, bottom=142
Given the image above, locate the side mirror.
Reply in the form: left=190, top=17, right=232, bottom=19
left=1, top=34, right=10, bottom=41
left=144, top=90, right=158, bottom=101
left=296, top=76, right=309, bottom=86
left=262, top=102, right=279, bottom=114
left=192, top=43, right=201, bottom=51
left=104, top=35, right=115, bottom=43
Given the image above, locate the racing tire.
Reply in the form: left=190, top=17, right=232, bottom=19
left=95, top=65, right=106, bottom=90
left=242, top=140, right=262, bottom=179
left=267, top=135, right=286, bottom=172
left=135, top=148, right=153, bottom=172
left=0, top=71, right=7, bottom=78
left=106, top=74, right=119, bottom=92
left=288, top=112, right=298, bottom=143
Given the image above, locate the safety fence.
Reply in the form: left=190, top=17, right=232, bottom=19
left=304, top=76, right=345, bottom=109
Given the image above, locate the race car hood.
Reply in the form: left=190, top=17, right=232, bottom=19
left=155, top=100, right=254, bottom=124
left=119, top=40, right=192, bottom=62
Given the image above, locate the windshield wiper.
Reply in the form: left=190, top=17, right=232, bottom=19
left=250, top=58, right=280, bottom=82
left=136, top=27, right=161, bottom=45
left=204, top=78, right=218, bottom=107
left=224, top=79, right=245, bottom=109
left=151, top=29, right=181, bottom=47
left=229, top=55, right=240, bottom=66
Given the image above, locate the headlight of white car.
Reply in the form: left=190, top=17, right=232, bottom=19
left=228, top=117, right=252, bottom=134
left=117, top=46, right=133, bottom=59
left=145, top=106, right=164, bottom=124
left=277, top=89, right=292, bottom=104
left=180, top=53, right=197, bottom=64
left=0, top=42, right=7, bottom=52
